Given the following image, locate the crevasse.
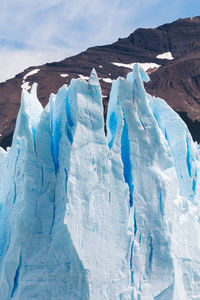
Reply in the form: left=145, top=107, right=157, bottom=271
left=0, top=65, right=200, bottom=299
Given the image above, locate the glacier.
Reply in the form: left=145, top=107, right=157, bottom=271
left=0, top=64, right=200, bottom=299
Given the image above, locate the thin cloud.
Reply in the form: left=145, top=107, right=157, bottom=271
left=0, top=48, right=70, bottom=82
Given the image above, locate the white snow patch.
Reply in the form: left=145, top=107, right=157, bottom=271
left=78, top=75, right=89, bottom=81
left=112, top=62, right=134, bottom=69
left=60, top=74, right=69, bottom=78
left=21, top=81, right=31, bottom=90
left=112, top=62, right=160, bottom=71
left=156, top=52, right=174, bottom=60
left=140, top=63, right=161, bottom=71
left=23, top=68, right=40, bottom=81
left=102, top=78, right=112, bottom=83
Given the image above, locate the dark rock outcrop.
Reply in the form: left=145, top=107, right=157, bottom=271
left=1, top=16, right=200, bottom=147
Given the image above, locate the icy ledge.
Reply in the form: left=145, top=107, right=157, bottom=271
left=0, top=65, right=200, bottom=299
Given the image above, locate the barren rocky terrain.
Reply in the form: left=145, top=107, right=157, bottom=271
left=1, top=16, right=200, bottom=147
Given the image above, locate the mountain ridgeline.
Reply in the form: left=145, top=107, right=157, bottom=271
left=1, top=16, right=200, bottom=147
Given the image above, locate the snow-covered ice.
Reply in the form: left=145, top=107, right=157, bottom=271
left=21, top=81, right=31, bottom=90
left=101, top=77, right=112, bottom=83
left=23, top=68, right=40, bottom=81
left=112, top=62, right=160, bottom=71
left=22, top=69, right=40, bottom=90
left=156, top=52, right=174, bottom=60
left=60, top=74, right=69, bottom=78
left=78, top=74, right=90, bottom=80
left=0, top=65, right=200, bottom=299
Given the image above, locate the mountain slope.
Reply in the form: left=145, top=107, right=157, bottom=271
left=1, top=16, right=200, bottom=147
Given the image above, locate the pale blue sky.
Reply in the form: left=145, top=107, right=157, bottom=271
left=0, top=0, right=199, bottom=82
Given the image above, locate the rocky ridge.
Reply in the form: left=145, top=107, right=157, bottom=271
left=1, top=16, right=200, bottom=147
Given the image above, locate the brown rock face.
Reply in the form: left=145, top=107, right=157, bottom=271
left=1, top=16, right=200, bottom=148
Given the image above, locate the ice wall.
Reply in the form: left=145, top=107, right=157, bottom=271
left=0, top=65, right=200, bottom=299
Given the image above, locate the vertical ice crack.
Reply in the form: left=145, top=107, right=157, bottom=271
left=192, top=167, right=197, bottom=193
left=134, top=209, right=137, bottom=236
left=186, top=133, right=192, bottom=178
left=130, top=241, right=134, bottom=286
left=66, top=94, right=74, bottom=127
left=13, top=181, right=17, bottom=204
left=121, top=114, right=134, bottom=207
left=11, top=252, right=22, bottom=298
left=50, top=192, right=56, bottom=236
left=186, top=133, right=198, bottom=199
left=108, top=110, right=118, bottom=149
left=50, top=96, right=61, bottom=174
left=31, top=126, right=37, bottom=156
left=148, top=235, right=153, bottom=272
left=65, top=94, right=74, bottom=144
left=64, top=168, right=68, bottom=193
left=13, top=146, right=20, bottom=204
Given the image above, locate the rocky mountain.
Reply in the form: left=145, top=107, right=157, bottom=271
left=1, top=16, right=200, bottom=148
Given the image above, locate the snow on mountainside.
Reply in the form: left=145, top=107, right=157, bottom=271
left=0, top=65, right=200, bottom=299
left=1, top=16, right=200, bottom=149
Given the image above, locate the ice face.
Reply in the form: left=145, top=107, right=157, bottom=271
left=0, top=64, right=200, bottom=299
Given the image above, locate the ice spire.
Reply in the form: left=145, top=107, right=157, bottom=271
left=0, top=65, right=200, bottom=299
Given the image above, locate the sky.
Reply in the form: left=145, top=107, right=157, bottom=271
left=0, top=0, right=199, bottom=82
